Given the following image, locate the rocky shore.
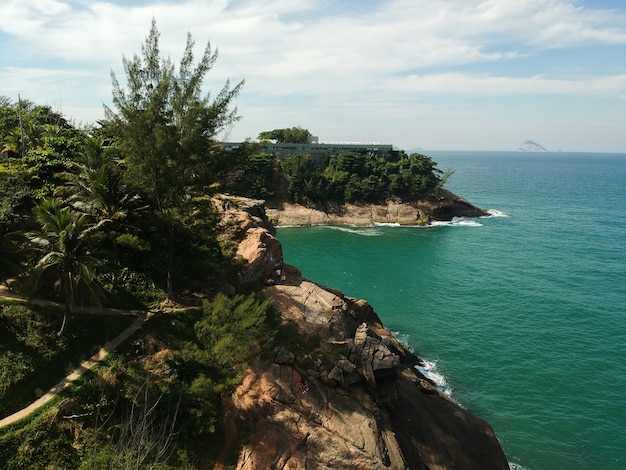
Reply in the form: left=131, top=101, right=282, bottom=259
left=265, top=189, right=488, bottom=227
left=213, top=195, right=509, bottom=469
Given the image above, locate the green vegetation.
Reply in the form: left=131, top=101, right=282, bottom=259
left=226, top=149, right=446, bottom=204
left=105, top=19, right=243, bottom=300
left=0, top=19, right=452, bottom=469
left=0, top=293, right=276, bottom=469
left=0, top=302, right=134, bottom=417
left=257, top=126, right=312, bottom=143
left=0, top=20, right=241, bottom=327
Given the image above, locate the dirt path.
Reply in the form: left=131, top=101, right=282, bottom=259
left=0, top=291, right=148, bottom=429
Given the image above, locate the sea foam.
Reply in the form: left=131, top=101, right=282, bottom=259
left=390, top=331, right=455, bottom=398
left=414, top=359, right=453, bottom=397
left=508, top=462, right=529, bottom=470
left=372, top=222, right=401, bottom=227
left=485, top=209, right=509, bottom=218
left=327, top=226, right=382, bottom=236
left=431, top=217, right=483, bottom=227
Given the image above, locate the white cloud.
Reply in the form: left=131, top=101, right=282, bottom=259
left=1, top=0, right=625, bottom=150
left=392, top=73, right=626, bottom=97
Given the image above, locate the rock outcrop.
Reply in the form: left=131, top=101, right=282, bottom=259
left=265, top=189, right=488, bottom=227
left=214, top=195, right=509, bottom=470
left=214, top=194, right=284, bottom=283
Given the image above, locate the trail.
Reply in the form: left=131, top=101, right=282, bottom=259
left=0, top=289, right=148, bottom=429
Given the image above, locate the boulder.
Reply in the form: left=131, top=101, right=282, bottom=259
left=236, top=227, right=283, bottom=283
left=213, top=194, right=284, bottom=283
left=327, top=356, right=361, bottom=387
left=273, top=346, right=295, bottom=365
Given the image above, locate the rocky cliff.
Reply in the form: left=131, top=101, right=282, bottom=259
left=265, top=189, right=488, bottom=227
left=213, top=195, right=509, bottom=470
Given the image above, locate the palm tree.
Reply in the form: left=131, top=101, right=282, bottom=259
left=56, top=137, right=143, bottom=226
left=55, top=152, right=146, bottom=291
left=58, top=161, right=140, bottom=226
left=27, top=198, right=105, bottom=336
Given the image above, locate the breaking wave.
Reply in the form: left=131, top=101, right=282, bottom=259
left=508, top=462, right=529, bottom=470
left=414, top=359, right=453, bottom=397
left=485, top=209, right=508, bottom=218
left=430, top=217, right=483, bottom=227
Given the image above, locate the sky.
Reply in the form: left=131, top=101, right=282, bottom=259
left=1, top=0, right=625, bottom=152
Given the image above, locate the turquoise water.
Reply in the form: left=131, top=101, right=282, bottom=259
left=276, top=151, right=626, bottom=470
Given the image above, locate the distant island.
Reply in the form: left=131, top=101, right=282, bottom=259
left=518, top=140, right=548, bottom=152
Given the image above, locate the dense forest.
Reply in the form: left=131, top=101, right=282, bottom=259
left=223, top=145, right=452, bottom=204
left=0, top=20, right=450, bottom=468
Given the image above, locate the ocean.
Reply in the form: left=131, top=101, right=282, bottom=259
left=275, top=150, right=626, bottom=470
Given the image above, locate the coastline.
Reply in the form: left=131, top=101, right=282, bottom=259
left=214, top=195, right=509, bottom=469
left=265, top=189, right=488, bottom=227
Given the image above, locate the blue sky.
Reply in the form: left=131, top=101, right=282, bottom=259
left=1, top=0, right=625, bottom=152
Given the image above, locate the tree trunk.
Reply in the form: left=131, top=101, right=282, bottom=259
left=166, top=222, right=174, bottom=301
left=58, top=296, right=71, bottom=336
left=58, top=277, right=72, bottom=336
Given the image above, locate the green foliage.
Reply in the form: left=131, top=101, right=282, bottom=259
left=258, top=126, right=311, bottom=143
left=0, top=304, right=56, bottom=356
left=0, top=351, right=35, bottom=399
left=0, top=95, right=20, bottom=138
left=56, top=154, right=142, bottom=227
left=0, top=413, right=79, bottom=470
left=223, top=152, right=279, bottom=199
left=0, top=294, right=276, bottom=468
left=105, top=19, right=243, bottom=298
left=0, top=304, right=61, bottom=401
left=274, top=150, right=445, bottom=204
left=27, top=198, right=107, bottom=335
left=0, top=229, right=27, bottom=282
left=8, top=148, right=69, bottom=200
left=434, top=168, right=456, bottom=196
left=0, top=171, right=31, bottom=226
left=278, top=154, right=324, bottom=204
left=0, top=303, right=133, bottom=417
left=174, top=293, right=278, bottom=435
left=0, top=98, right=88, bottom=200
left=185, top=293, right=277, bottom=375
left=101, top=267, right=166, bottom=308
left=106, top=18, right=243, bottom=211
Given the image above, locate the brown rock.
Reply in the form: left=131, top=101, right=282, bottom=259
left=266, top=190, right=488, bottom=227
left=213, top=194, right=284, bottom=283
left=236, top=227, right=283, bottom=283
left=213, top=196, right=509, bottom=470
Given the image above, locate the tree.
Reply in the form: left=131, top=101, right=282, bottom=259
left=258, top=126, right=312, bottom=143
left=1, top=99, right=87, bottom=199
left=105, top=19, right=243, bottom=300
left=179, top=293, right=278, bottom=433
left=56, top=146, right=141, bottom=230
left=27, top=198, right=105, bottom=336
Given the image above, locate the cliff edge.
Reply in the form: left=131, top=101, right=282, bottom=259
left=214, top=195, right=509, bottom=469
